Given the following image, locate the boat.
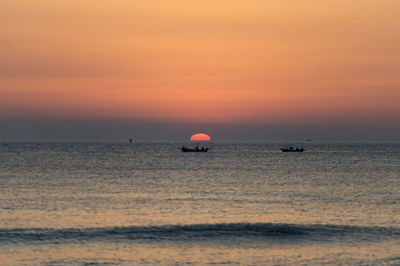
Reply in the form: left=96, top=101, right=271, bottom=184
left=280, top=145, right=305, bottom=152
left=181, top=146, right=208, bottom=152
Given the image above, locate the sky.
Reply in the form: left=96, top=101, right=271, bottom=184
left=1, top=0, right=400, bottom=141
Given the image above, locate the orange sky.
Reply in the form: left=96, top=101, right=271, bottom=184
left=1, top=0, right=400, bottom=125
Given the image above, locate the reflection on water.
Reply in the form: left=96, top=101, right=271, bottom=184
left=0, top=142, right=399, bottom=264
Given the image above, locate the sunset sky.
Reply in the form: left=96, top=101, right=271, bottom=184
left=1, top=0, right=400, bottom=140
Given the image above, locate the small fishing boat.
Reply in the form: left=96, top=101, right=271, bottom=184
left=181, top=146, right=208, bottom=152
left=280, top=145, right=305, bottom=152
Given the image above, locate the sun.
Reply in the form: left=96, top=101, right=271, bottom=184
left=190, top=133, right=211, bottom=141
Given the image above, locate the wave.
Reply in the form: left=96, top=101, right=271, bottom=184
left=1, top=223, right=399, bottom=245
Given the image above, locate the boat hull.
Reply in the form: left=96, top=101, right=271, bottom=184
left=181, top=147, right=208, bottom=152
left=281, top=148, right=305, bottom=152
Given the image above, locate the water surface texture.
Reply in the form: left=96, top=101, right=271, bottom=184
left=0, top=142, right=399, bottom=265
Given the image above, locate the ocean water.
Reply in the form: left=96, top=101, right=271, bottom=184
left=0, top=142, right=399, bottom=265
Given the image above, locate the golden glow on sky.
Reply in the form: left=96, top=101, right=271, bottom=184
left=1, top=0, right=400, bottom=124
left=190, top=133, right=211, bottom=141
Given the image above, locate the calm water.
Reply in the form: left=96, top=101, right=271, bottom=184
left=0, top=142, right=399, bottom=265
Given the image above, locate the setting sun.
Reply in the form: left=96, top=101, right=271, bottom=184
left=190, top=133, right=211, bottom=141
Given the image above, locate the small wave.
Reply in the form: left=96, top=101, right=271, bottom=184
left=0, top=223, right=399, bottom=245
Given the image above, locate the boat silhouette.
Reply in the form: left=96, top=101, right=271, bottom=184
left=181, top=146, right=208, bottom=152
left=280, top=145, right=305, bottom=152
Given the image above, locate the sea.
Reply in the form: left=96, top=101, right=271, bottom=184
left=0, top=142, right=399, bottom=265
